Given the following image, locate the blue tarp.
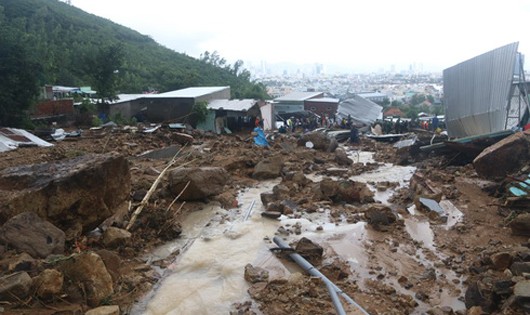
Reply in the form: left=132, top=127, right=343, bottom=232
left=253, top=127, right=268, bottom=147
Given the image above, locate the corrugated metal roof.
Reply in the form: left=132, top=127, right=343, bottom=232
left=112, top=94, right=145, bottom=104
left=337, top=95, right=383, bottom=126
left=305, top=97, right=340, bottom=103
left=443, top=42, right=518, bottom=137
left=157, top=86, right=230, bottom=98
left=356, top=92, right=387, bottom=98
left=0, top=128, right=53, bottom=153
left=275, top=91, right=323, bottom=102
left=208, top=99, right=257, bottom=111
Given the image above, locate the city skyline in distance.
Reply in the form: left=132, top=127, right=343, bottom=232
left=72, top=0, right=530, bottom=74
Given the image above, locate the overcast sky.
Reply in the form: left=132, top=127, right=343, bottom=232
left=72, top=0, right=530, bottom=73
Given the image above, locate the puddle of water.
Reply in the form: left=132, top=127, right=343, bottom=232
left=404, top=217, right=434, bottom=250
left=350, top=163, right=415, bottom=205
left=440, top=200, right=463, bottom=229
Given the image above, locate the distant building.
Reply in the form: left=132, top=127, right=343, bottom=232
left=109, top=86, right=230, bottom=123
left=383, top=107, right=405, bottom=118
left=356, top=91, right=388, bottom=104
left=273, top=91, right=324, bottom=114
left=304, top=97, right=339, bottom=117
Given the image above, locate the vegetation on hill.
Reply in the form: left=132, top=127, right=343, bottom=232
left=0, top=0, right=268, bottom=126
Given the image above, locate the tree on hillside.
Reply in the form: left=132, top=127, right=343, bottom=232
left=86, top=43, right=124, bottom=102
left=0, top=27, right=41, bottom=127
left=410, top=93, right=426, bottom=106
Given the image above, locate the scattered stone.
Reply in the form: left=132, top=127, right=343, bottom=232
left=171, top=132, right=194, bottom=145
left=314, top=178, right=374, bottom=204
left=261, top=211, right=282, bottom=219
left=0, top=272, right=32, bottom=300
left=33, top=269, right=64, bottom=299
left=102, top=227, right=132, bottom=248
left=514, top=280, right=530, bottom=309
left=490, top=252, right=513, bottom=271
left=334, top=148, right=353, bottom=166
left=96, top=250, right=121, bottom=282
left=511, top=262, right=530, bottom=276
left=0, top=212, right=65, bottom=258
left=365, top=204, right=397, bottom=230
left=0, top=153, right=131, bottom=232
left=85, top=305, right=120, bottom=315
left=295, top=237, right=323, bottom=265
left=509, top=213, right=530, bottom=236
left=244, top=264, right=269, bottom=283
left=252, top=158, right=284, bottom=180
left=467, top=306, right=486, bottom=315
left=6, top=252, right=36, bottom=272
left=168, top=167, right=229, bottom=200
left=58, top=252, right=113, bottom=307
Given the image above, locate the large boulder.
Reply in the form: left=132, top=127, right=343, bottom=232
left=297, top=132, right=338, bottom=152
left=0, top=153, right=130, bottom=233
left=168, top=167, right=229, bottom=201
left=335, top=148, right=353, bottom=166
left=0, top=212, right=65, bottom=258
left=473, top=131, right=529, bottom=179
left=253, top=158, right=284, bottom=180
left=58, top=252, right=113, bottom=307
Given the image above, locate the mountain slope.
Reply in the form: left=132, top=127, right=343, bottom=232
left=0, top=0, right=267, bottom=98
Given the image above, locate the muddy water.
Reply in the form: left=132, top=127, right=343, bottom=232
left=136, top=180, right=286, bottom=315
left=135, top=148, right=466, bottom=314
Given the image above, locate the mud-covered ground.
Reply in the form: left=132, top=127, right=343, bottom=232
left=0, top=126, right=528, bottom=314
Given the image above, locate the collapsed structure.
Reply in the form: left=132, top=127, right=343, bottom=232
left=443, top=42, right=530, bottom=138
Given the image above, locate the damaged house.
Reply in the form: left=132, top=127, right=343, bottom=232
left=109, top=86, right=230, bottom=123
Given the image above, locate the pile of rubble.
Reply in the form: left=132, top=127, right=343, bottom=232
left=0, top=126, right=529, bottom=314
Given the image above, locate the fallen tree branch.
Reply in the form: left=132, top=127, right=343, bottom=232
left=126, top=147, right=188, bottom=231
left=166, top=181, right=190, bottom=212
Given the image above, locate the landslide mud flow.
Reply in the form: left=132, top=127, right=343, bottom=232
left=0, top=127, right=529, bottom=315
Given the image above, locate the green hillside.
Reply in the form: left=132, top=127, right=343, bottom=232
left=0, top=0, right=268, bottom=98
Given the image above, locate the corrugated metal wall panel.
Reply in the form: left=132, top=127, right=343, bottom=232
left=443, top=42, right=518, bottom=137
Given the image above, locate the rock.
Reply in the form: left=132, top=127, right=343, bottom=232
left=85, top=305, right=120, bottom=315
left=297, top=132, right=338, bottom=152
left=171, top=132, right=194, bottom=145
left=492, top=279, right=513, bottom=297
left=244, top=264, right=269, bottom=283
left=509, top=213, right=530, bottom=236
left=511, top=262, right=530, bottom=276
left=465, top=281, right=494, bottom=311
left=295, top=237, right=323, bottom=265
left=467, top=306, right=486, bottom=315
left=315, top=179, right=374, bottom=204
left=335, top=148, right=353, bottom=166
left=253, top=158, right=284, bottom=180
left=261, top=211, right=282, bottom=219
left=102, top=227, right=131, bottom=248
left=7, top=253, right=36, bottom=272
left=473, top=131, right=529, bottom=179
left=168, top=167, right=229, bottom=200
left=58, top=252, right=113, bottom=307
left=260, top=193, right=275, bottom=207
left=0, top=212, right=65, bottom=258
left=96, top=250, right=122, bottom=282
left=0, top=272, right=32, bottom=300
left=0, top=153, right=130, bottom=232
left=514, top=280, right=530, bottom=302
left=365, top=204, right=397, bottom=230
left=33, top=269, right=64, bottom=299
left=490, top=252, right=513, bottom=271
